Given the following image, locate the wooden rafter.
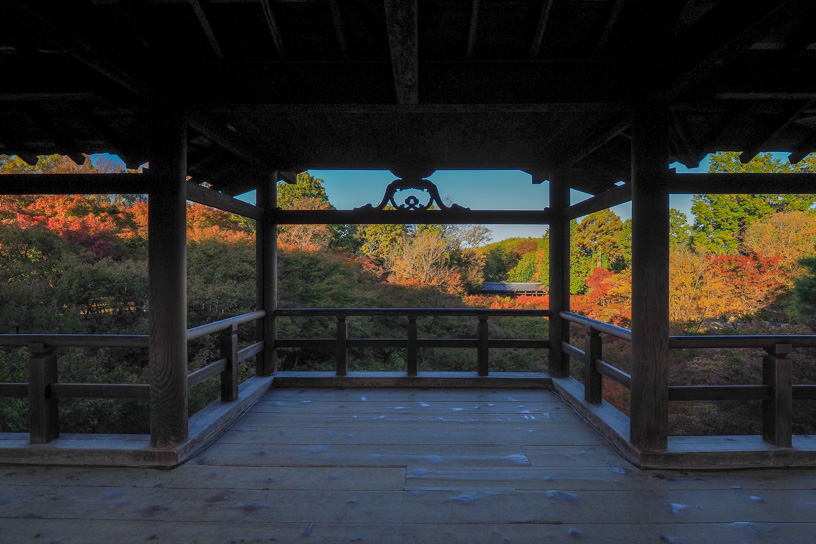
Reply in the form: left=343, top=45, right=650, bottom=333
left=466, top=0, right=480, bottom=58
left=74, top=102, right=132, bottom=165
left=329, top=0, right=349, bottom=60
left=187, top=113, right=270, bottom=171
left=555, top=114, right=632, bottom=169
left=21, top=105, right=87, bottom=166
left=658, top=0, right=814, bottom=101
left=383, top=0, right=419, bottom=105
left=0, top=1, right=157, bottom=101
left=187, top=0, right=224, bottom=59
left=739, top=99, right=816, bottom=163
left=259, top=0, right=286, bottom=60
left=595, top=0, right=625, bottom=55
left=529, top=0, right=555, bottom=58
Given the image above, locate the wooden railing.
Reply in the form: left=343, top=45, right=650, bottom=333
left=186, top=310, right=265, bottom=401
left=275, top=308, right=550, bottom=376
left=0, top=310, right=265, bottom=445
left=560, top=311, right=816, bottom=447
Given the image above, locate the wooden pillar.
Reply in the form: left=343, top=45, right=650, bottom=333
left=148, top=104, right=188, bottom=449
left=548, top=174, right=570, bottom=378
left=629, top=103, right=670, bottom=452
left=256, top=173, right=278, bottom=376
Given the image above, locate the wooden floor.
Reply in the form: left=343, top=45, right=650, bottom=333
left=2, top=388, right=816, bottom=543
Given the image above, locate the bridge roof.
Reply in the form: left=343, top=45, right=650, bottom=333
left=1, top=1, right=815, bottom=194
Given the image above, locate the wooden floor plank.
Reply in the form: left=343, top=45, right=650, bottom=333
left=0, top=465, right=406, bottom=491
left=218, top=424, right=608, bottom=447
left=2, top=485, right=815, bottom=524
left=193, top=442, right=535, bottom=467
left=3, top=387, right=816, bottom=544
left=405, top=465, right=816, bottom=491
left=3, top=519, right=816, bottom=544
left=251, top=398, right=567, bottom=415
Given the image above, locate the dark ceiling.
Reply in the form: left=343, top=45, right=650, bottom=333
left=1, top=0, right=815, bottom=195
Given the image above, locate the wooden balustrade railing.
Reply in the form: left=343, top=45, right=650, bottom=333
left=0, top=310, right=266, bottom=445
left=560, top=311, right=816, bottom=447
left=274, top=308, right=550, bottom=377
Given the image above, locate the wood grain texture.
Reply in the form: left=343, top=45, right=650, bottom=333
left=629, top=103, right=670, bottom=453
left=3, top=387, right=816, bottom=543
left=147, top=104, right=189, bottom=449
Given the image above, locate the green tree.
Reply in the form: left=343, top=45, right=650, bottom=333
left=691, top=152, right=816, bottom=254
left=794, top=253, right=816, bottom=320
left=670, top=208, right=692, bottom=249
left=571, top=210, right=630, bottom=293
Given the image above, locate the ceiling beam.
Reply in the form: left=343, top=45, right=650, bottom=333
left=554, top=114, right=632, bottom=169
left=187, top=112, right=271, bottom=171
left=73, top=103, right=133, bottom=166
left=658, top=0, right=814, bottom=102
left=595, top=0, right=625, bottom=55
left=466, top=0, right=480, bottom=58
left=187, top=0, right=225, bottom=59
left=329, top=0, right=349, bottom=60
left=1, top=1, right=157, bottom=101
left=259, top=0, right=286, bottom=60
left=383, top=0, right=419, bottom=105
left=21, top=105, right=87, bottom=166
left=529, top=0, right=555, bottom=58
left=739, top=99, right=816, bottom=163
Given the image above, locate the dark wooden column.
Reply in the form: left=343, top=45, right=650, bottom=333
left=548, top=173, right=570, bottom=378
left=629, top=103, right=670, bottom=452
left=256, top=173, right=278, bottom=376
left=148, top=104, right=189, bottom=449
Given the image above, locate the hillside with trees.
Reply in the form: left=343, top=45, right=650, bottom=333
left=2, top=152, right=816, bottom=436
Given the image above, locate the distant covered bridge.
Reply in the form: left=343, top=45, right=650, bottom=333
left=480, top=282, right=546, bottom=296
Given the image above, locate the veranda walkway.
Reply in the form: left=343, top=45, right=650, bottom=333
left=2, top=388, right=815, bottom=543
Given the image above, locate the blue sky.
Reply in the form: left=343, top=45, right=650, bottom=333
left=308, top=159, right=708, bottom=242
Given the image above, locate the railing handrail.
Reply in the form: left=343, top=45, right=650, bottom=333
left=275, top=307, right=550, bottom=317
left=186, top=310, right=266, bottom=341
left=669, top=335, right=816, bottom=349
left=560, top=311, right=632, bottom=341
left=0, top=334, right=148, bottom=348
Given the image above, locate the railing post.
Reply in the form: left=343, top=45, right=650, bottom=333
left=27, top=343, right=58, bottom=444
left=407, top=316, right=418, bottom=376
left=220, top=324, right=239, bottom=402
left=336, top=314, right=348, bottom=376
left=584, top=326, right=602, bottom=404
left=478, top=314, right=489, bottom=377
left=762, top=343, right=792, bottom=447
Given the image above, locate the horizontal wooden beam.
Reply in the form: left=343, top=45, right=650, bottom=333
left=0, top=333, right=148, bottom=348
left=186, top=182, right=263, bottom=220
left=187, top=358, right=228, bottom=389
left=565, top=184, right=631, bottom=220
left=272, top=209, right=551, bottom=225
left=669, top=334, right=816, bottom=349
left=49, top=383, right=150, bottom=400
left=669, top=172, right=816, bottom=194
left=0, top=383, right=28, bottom=398
left=0, top=173, right=162, bottom=195
left=668, top=384, right=770, bottom=402
left=596, top=360, right=631, bottom=389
